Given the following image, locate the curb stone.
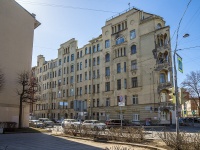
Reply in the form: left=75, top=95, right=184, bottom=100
left=51, top=133, right=167, bottom=150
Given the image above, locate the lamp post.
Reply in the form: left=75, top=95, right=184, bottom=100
left=173, top=33, right=189, bottom=136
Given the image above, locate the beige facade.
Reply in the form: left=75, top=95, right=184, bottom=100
left=0, top=0, right=40, bottom=127
left=33, top=7, right=174, bottom=124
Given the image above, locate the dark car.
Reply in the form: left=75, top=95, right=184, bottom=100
left=105, top=119, right=130, bottom=128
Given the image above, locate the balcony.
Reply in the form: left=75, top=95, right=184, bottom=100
left=157, top=82, right=172, bottom=93
left=155, top=62, right=172, bottom=71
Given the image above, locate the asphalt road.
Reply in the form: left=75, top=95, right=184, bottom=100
left=0, top=133, right=148, bottom=150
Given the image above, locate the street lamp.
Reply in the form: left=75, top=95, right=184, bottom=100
left=173, top=33, right=189, bottom=136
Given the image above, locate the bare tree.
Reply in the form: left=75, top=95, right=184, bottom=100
left=181, top=71, right=200, bottom=116
left=0, top=68, right=5, bottom=92
left=16, top=71, right=38, bottom=128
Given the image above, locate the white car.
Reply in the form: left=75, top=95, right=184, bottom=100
left=82, top=120, right=106, bottom=130
left=61, top=119, right=81, bottom=128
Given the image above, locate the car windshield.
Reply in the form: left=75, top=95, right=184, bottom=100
left=70, top=120, right=77, bottom=122
left=94, top=121, right=101, bottom=123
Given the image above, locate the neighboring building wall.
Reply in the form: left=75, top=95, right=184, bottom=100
left=0, top=0, right=40, bottom=127
left=33, top=7, right=173, bottom=124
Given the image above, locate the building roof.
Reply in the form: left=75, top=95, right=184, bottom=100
left=14, top=0, right=41, bottom=29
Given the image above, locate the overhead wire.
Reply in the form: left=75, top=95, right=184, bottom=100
left=16, top=0, right=119, bottom=14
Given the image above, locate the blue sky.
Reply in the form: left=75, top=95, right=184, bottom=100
left=16, top=0, right=200, bottom=86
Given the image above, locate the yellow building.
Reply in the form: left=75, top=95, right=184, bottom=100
left=33, top=7, right=174, bottom=125
left=0, top=0, right=40, bottom=127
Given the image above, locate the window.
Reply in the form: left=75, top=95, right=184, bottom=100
left=64, top=57, right=66, bottom=63
left=105, top=82, right=110, bottom=91
left=133, top=114, right=139, bottom=121
left=131, top=60, right=137, bottom=70
left=93, top=45, right=96, bottom=53
left=132, top=77, right=138, bottom=88
left=93, top=99, right=95, bottom=107
left=80, top=74, right=82, bottom=82
left=160, top=73, right=166, bottom=83
left=93, top=85, right=95, bottom=93
left=105, top=40, right=110, bottom=48
left=77, top=63, right=79, bottom=71
left=131, top=45, right=136, bottom=54
left=89, top=47, right=91, bottom=54
left=76, top=88, right=79, bottom=95
left=117, top=63, right=121, bottom=73
left=85, top=59, right=87, bottom=68
left=124, top=79, right=127, bottom=89
left=89, top=85, right=91, bottom=94
left=67, top=56, right=69, bottom=62
left=85, top=85, right=87, bottom=94
left=77, top=52, right=79, bottom=58
left=106, top=98, right=110, bottom=106
left=80, top=62, right=82, bottom=70
left=97, top=69, right=100, bottom=78
left=70, top=76, right=74, bottom=84
left=105, top=67, right=110, bottom=76
left=93, top=70, right=95, bottom=79
left=71, top=54, right=74, bottom=61
left=89, top=59, right=91, bottom=67
left=71, top=65, right=74, bottom=72
left=85, top=72, right=87, bottom=80
left=97, top=84, right=100, bottom=93
left=59, top=59, right=61, bottom=66
left=130, top=29, right=136, bottom=40
left=97, top=57, right=100, bottom=65
left=80, top=51, right=82, bottom=57
left=77, top=75, right=79, bottom=83
left=89, top=71, right=91, bottom=80
left=156, top=23, right=162, bottom=29
left=97, top=99, right=99, bottom=107
left=116, top=37, right=125, bottom=45
left=124, top=62, right=126, bottom=72
left=97, top=44, right=100, bottom=51
left=117, top=79, right=121, bottom=90
left=58, top=69, right=61, bottom=76
left=58, top=79, right=61, bottom=86
left=64, top=67, right=66, bottom=74
left=132, top=95, right=138, bottom=104
left=93, top=58, right=96, bottom=66
left=80, top=87, right=82, bottom=95
left=85, top=47, right=88, bottom=54
left=70, top=88, right=74, bottom=96
left=105, top=53, right=110, bottom=62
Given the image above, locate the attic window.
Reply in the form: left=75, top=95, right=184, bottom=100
left=156, top=23, right=162, bottom=29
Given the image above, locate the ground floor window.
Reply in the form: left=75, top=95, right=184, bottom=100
left=133, top=114, right=139, bottom=121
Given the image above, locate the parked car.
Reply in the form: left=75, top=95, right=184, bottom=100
left=131, top=120, right=144, bottom=126
left=29, top=120, right=43, bottom=128
left=105, top=119, right=130, bottom=128
left=61, top=119, right=81, bottom=128
left=37, top=118, right=54, bottom=127
left=43, top=120, right=54, bottom=127
left=82, top=120, right=106, bottom=130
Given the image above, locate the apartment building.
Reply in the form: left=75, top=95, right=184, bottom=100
left=33, top=7, right=174, bottom=124
left=0, top=0, right=40, bottom=127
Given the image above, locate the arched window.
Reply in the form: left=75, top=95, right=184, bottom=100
left=156, top=23, right=162, bottom=29
left=105, top=53, right=110, bottom=62
left=164, top=33, right=168, bottom=45
left=116, top=37, right=125, bottom=45
left=131, top=45, right=136, bottom=54
left=164, top=51, right=168, bottom=62
left=160, top=73, right=166, bottom=83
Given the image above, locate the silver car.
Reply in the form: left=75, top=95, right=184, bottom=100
left=61, top=119, right=81, bottom=128
left=82, top=120, right=106, bottom=130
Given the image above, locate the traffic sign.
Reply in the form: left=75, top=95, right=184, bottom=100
left=118, top=95, right=125, bottom=106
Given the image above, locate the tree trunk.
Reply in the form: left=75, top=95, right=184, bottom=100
left=18, top=96, right=23, bottom=128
